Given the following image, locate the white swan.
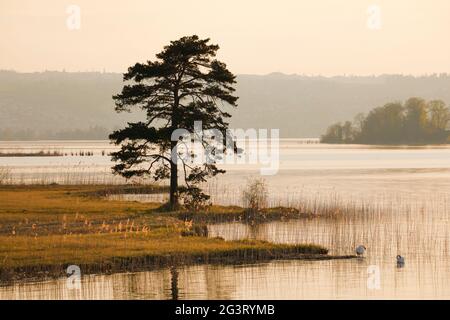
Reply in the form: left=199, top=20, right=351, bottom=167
left=355, top=245, right=366, bottom=257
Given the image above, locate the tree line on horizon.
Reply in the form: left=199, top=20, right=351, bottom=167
left=321, top=97, right=450, bottom=145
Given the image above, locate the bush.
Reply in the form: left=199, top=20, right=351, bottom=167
left=0, top=167, right=11, bottom=185
left=181, top=222, right=208, bottom=237
left=242, top=178, right=268, bottom=216
left=179, top=186, right=211, bottom=212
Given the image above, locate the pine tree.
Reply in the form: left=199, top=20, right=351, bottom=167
left=110, top=35, right=238, bottom=209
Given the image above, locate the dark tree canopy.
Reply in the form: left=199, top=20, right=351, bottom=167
left=321, top=97, right=450, bottom=145
left=110, top=35, right=238, bottom=208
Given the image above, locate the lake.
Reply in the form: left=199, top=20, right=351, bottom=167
left=1, top=140, right=450, bottom=299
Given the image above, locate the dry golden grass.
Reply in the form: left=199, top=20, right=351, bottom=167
left=0, top=185, right=329, bottom=276
left=0, top=233, right=327, bottom=269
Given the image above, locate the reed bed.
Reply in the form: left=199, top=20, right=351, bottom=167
left=0, top=167, right=12, bottom=185
left=207, top=187, right=450, bottom=270
left=202, top=179, right=450, bottom=219
left=0, top=147, right=111, bottom=157
left=0, top=150, right=64, bottom=157
left=0, top=165, right=148, bottom=185
left=0, top=185, right=336, bottom=281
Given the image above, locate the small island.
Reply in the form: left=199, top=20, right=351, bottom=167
left=321, top=97, right=450, bottom=145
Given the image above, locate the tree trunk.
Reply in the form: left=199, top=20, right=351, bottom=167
left=170, top=87, right=180, bottom=209
left=169, top=139, right=178, bottom=208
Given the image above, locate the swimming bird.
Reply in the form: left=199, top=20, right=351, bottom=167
left=396, top=255, right=405, bottom=267
left=355, top=245, right=366, bottom=257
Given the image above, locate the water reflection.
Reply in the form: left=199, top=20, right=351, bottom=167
left=2, top=257, right=450, bottom=299
left=2, top=141, right=450, bottom=299
left=170, top=266, right=179, bottom=300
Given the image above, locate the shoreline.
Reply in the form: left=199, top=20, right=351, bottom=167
left=0, top=184, right=354, bottom=283
left=0, top=247, right=356, bottom=283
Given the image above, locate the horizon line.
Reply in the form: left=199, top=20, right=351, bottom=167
left=2, top=69, right=450, bottom=78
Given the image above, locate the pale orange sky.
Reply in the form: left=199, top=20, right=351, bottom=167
left=1, top=0, right=450, bottom=75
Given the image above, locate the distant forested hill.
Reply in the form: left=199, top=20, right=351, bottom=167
left=0, top=71, right=140, bottom=139
left=1, top=70, right=450, bottom=139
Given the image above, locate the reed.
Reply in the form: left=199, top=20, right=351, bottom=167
left=0, top=165, right=132, bottom=185
left=0, top=167, right=11, bottom=185
left=0, top=150, right=63, bottom=157
left=0, top=185, right=337, bottom=281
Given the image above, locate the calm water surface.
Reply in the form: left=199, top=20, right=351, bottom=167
left=1, top=140, right=450, bottom=299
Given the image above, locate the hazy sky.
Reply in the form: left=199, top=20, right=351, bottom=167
left=1, top=0, right=450, bottom=75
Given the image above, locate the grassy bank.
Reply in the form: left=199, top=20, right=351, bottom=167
left=0, top=185, right=352, bottom=281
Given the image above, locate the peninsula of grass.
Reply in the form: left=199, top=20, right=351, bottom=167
left=0, top=185, right=354, bottom=281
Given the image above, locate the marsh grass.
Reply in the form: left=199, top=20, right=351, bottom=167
left=0, top=185, right=332, bottom=280
left=208, top=190, right=450, bottom=267
left=0, top=150, right=63, bottom=157
left=202, top=181, right=419, bottom=220
left=0, top=167, right=11, bottom=185
left=0, top=233, right=331, bottom=282
left=1, top=165, right=135, bottom=185
left=242, top=178, right=268, bottom=218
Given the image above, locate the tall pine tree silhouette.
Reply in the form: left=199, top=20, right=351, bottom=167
left=110, top=36, right=238, bottom=208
